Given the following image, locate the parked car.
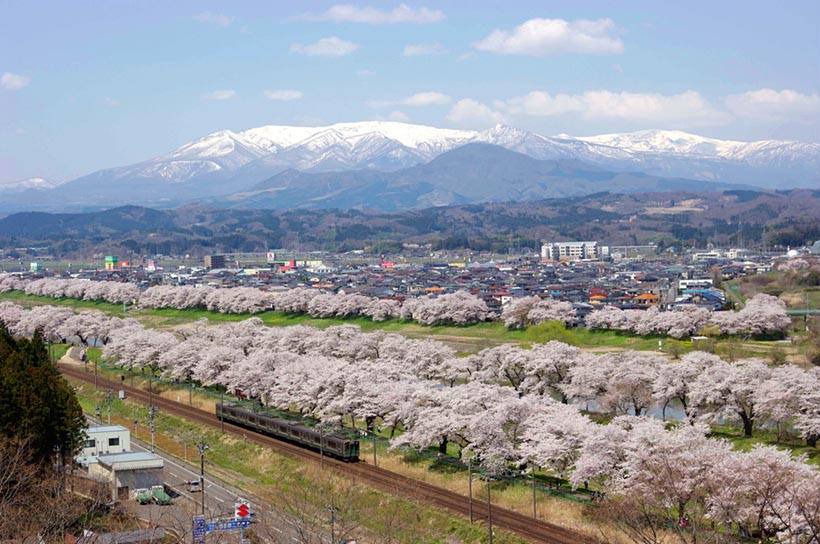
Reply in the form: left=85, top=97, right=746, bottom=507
left=151, top=485, right=172, bottom=505
left=135, top=488, right=152, bottom=505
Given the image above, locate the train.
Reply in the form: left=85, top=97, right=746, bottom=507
left=216, top=402, right=360, bottom=462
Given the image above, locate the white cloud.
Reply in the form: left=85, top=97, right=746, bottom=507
left=403, top=42, right=446, bottom=56
left=290, top=37, right=359, bottom=57
left=356, top=69, right=375, bottom=77
left=101, top=97, right=120, bottom=107
left=194, top=12, right=233, bottom=26
left=203, top=89, right=236, bottom=101
left=446, top=99, right=506, bottom=127
left=373, top=110, right=411, bottom=122
left=725, top=88, right=820, bottom=122
left=403, top=91, right=451, bottom=106
left=500, top=90, right=727, bottom=125
left=1, top=72, right=31, bottom=91
left=301, top=4, right=445, bottom=24
left=264, top=89, right=304, bottom=101
left=370, top=91, right=452, bottom=108
left=473, top=18, right=623, bottom=56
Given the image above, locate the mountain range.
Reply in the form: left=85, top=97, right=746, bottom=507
left=2, top=121, right=817, bottom=214
left=0, top=189, right=816, bottom=258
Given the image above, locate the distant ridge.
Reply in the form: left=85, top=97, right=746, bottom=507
left=2, top=121, right=817, bottom=214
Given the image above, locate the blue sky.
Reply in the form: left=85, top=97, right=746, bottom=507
left=1, top=0, right=818, bottom=183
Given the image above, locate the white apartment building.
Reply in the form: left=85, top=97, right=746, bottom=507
left=541, top=241, right=606, bottom=261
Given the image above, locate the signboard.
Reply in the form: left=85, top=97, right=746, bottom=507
left=192, top=515, right=206, bottom=544
left=266, top=252, right=276, bottom=263
left=205, top=519, right=251, bottom=531
left=235, top=502, right=250, bottom=520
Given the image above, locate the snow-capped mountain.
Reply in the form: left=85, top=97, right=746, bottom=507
left=578, top=129, right=820, bottom=166
left=0, top=177, right=60, bottom=192
left=4, top=121, right=817, bottom=214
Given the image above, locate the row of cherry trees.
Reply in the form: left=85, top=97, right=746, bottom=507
left=1, top=275, right=490, bottom=326
left=0, top=301, right=818, bottom=540
left=1, top=275, right=793, bottom=336
left=0, top=299, right=814, bottom=444
left=582, top=293, right=791, bottom=338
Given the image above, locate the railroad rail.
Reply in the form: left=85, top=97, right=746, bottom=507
left=59, top=363, right=595, bottom=544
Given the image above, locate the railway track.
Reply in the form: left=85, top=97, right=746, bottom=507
left=60, top=363, right=594, bottom=544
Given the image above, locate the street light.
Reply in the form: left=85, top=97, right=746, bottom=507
left=196, top=437, right=209, bottom=517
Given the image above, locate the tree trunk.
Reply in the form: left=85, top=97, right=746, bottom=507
left=740, top=412, right=754, bottom=437
left=439, top=436, right=448, bottom=455
left=807, top=434, right=818, bottom=448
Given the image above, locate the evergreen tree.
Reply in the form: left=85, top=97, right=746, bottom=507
left=0, top=323, right=85, bottom=466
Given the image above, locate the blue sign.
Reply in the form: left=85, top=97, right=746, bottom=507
left=192, top=515, right=206, bottom=544
left=206, top=519, right=252, bottom=532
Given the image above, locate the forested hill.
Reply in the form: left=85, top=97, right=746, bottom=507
left=0, top=189, right=817, bottom=257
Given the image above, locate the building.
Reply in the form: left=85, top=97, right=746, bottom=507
left=89, top=451, right=165, bottom=501
left=678, top=278, right=713, bottom=291
left=30, top=262, right=42, bottom=272
left=204, top=254, right=227, bottom=269
left=82, top=425, right=131, bottom=457
left=104, top=255, right=119, bottom=271
left=541, top=241, right=604, bottom=261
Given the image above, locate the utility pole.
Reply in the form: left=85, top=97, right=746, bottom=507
left=220, top=391, right=224, bottom=434
left=148, top=406, right=158, bottom=453
left=487, top=478, right=493, bottom=544
left=372, top=430, right=377, bottom=467
left=319, top=424, right=325, bottom=470
left=531, top=464, right=536, bottom=519
left=468, top=458, right=473, bottom=524
left=94, top=359, right=98, bottom=389
left=105, top=389, right=113, bottom=424
left=196, top=437, right=209, bottom=517
left=328, top=497, right=336, bottom=544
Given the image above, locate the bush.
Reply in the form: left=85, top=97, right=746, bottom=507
left=522, top=321, right=578, bottom=346
left=770, top=347, right=787, bottom=365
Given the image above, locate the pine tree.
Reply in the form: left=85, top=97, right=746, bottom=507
left=0, top=324, right=85, bottom=466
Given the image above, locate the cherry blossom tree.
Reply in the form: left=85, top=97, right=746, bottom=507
left=689, top=359, right=772, bottom=436
left=520, top=401, right=593, bottom=478
left=501, top=296, right=575, bottom=328
left=520, top=341, right=588, bottom=402
left=653, top=351, right=722, bottom=421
